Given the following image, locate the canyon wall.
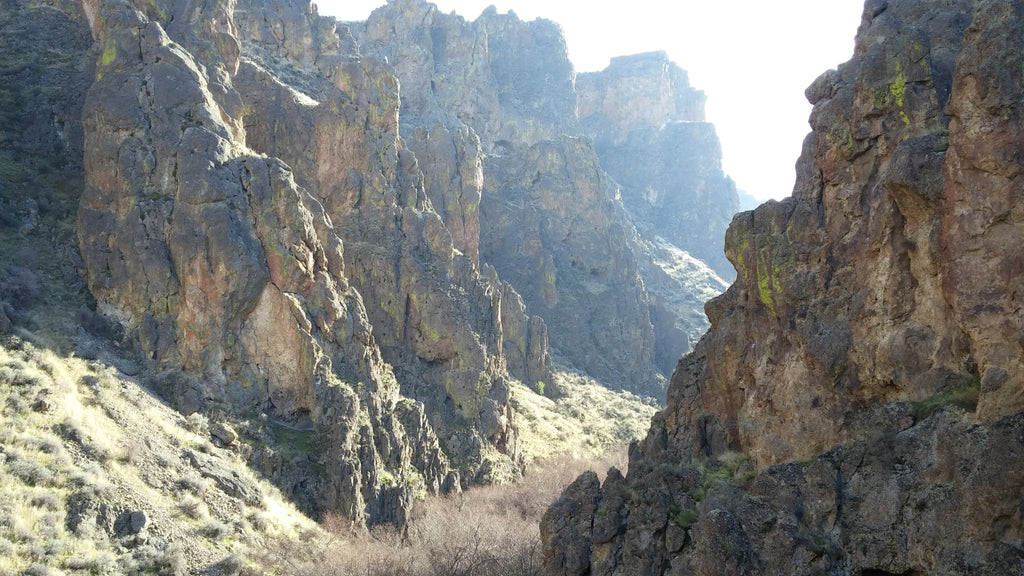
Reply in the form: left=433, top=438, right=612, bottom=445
left=55, top=0, right=741, bottom=525
left=542, top=0, right=1024, bottom=573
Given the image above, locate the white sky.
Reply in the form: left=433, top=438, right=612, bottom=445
left=317, top=0, right=865, bottom=201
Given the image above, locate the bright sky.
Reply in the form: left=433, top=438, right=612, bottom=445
left=317, top=0, right=865, bottom=201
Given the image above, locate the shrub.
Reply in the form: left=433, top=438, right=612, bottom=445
left=159, top=544, right=188, bottom=576
left=198, top=518, right=230, bottom=540
left=257, top=451, right=621, bottom=576
left=178, top=495, right=205, bottom=520
left=23, top=564, right=58, bottom=576
left=8, top=458, right=55, bottom=486
left=66, top=549, right=117, bottom=573
left=0, top=264, right=42, bottom=308
left=4, top=394, right=30, bottom=416
left=30, top=492, right=59, bottom=511
left=247, top=511, right=269, bottom=533
left=0, top=361, right=49, bottom=388
left=185, top=412, right=209, bottom=436
left=177, top=471, right=206, bottom=496
left=910, top=381, right=981, bottom=418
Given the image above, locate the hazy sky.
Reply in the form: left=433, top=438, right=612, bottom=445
left=317, top=0, right=865, bottom=202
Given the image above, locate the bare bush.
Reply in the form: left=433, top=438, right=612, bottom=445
left=0, top=264, right=42, bottom=308
left=178, top=495, right=205, bottom=520
left=257, top=450, right=626, bottom=576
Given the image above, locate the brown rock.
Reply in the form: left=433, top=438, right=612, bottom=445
left=77, top=0, right=456, bottom=527
left=210, top=422, right=238, bottom=446
left=657, top=0, right=989, bottom=469
left=545, top=0, right=1024, bottom=573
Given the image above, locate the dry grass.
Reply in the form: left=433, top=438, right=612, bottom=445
left=249, top=367, right=654, bottom=575
left=257, top=450, right=628, bottom=576
left=512, top=368, right=658, bottom=462
left=0, top=335, right=316, bottom=575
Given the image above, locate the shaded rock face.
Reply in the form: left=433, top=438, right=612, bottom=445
left=543, top=0, right=1024, bottom=573
left=578, top=52, right=738, bottom=280
left=577, top=53, right=738, bottom=373
left=544, top=410, right=1024, bottom=576
left=0, top=0, right=92, bottom=312
left=350, top=1, right=740, bottom=393
left=0, top=0, right=91, bottom=188
left=479, top=136, right=660, bottom=393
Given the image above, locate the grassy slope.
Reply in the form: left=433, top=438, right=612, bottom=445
left=0, top=335, right=318, bottom=575
left=0, top=329, right=657, bottom=575
left=512, top=369, right=658, bottom=463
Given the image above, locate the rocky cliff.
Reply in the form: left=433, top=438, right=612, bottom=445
left=76, top=0, right=518, bottom=525
left=577, top=52, right=736, bottom=373
left=6, top=0, right=742, bottom=528
left=348, top=1, right=736, bottom=392
left=578, top=52, right=739, bottom=281
left=542, top=0, right=1024, bottom=573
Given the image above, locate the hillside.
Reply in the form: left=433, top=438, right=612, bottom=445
left=542, top=1, right=1024, bottom=574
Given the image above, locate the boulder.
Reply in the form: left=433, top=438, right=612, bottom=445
left=210, top=422, right=238, bottom=447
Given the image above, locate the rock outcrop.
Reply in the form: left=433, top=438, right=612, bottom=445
left=578, top=52, right=739, bottom=280
left=63, top=0, right=744, bottom=526
left=543, top=0, right=1024, bottom=573
left=232, top=0, right=541, bottom=480
left=76, top=0, right=473, bottom=525
left=348, top=1, right=738, bottom=393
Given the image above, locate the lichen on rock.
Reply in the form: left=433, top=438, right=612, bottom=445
left=543, top=0, right=1024, bottom=573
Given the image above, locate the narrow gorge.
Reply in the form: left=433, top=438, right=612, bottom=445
left=1, top=0, right=735, bottom=550
left=2, top=0, right=1023, bottom=573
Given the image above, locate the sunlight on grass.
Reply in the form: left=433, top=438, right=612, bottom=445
left=511, top=368, right=657, bottom=463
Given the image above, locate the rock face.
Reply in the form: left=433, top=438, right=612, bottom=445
left=352, top=0, right=661, bottom=392
left=231, top=0, right=540, bottom=481
left=578, top=52, right=739, bottom=280
left=544, top=409, right=1024, bottom=576
left=349, top=1, right=737, bottom=393
left=543, top=0, right=1024, bottom=573
left=75, top=0, right=487, bottom=525
left=576, top=52, right=737, bottom=373
left=66, top=0, right=743, bottom=525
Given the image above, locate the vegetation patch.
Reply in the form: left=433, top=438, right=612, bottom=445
left=909, top=380, right=981, bottom=419
left=271, top=421, right=317, bottom=455
left=691, top=451, right=755, bottom=501
left=671, top=507, right=700, bottom=530
left=510, top=366, right=657, bottom=463
left=0, top=336, right=317, bottom=574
